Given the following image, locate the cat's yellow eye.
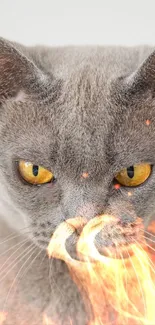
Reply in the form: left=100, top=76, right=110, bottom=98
left=115, top=163, right=151, bottom=187
left=18, top=160, right=54, bottom=185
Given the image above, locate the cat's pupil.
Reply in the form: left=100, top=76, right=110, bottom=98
left=127, top=166, right=134, bottom=178
left=32, top=165, right=39, bottom=177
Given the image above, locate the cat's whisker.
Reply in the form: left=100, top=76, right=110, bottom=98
left=136, top=240, right=155, bottom=277
left=4, top=248, right=43, bottom=309
left=132, top=240, right=155, bottom=303
left=142, top=236, right=155, bottom=247
left=0, top=242, right=35, bottom=280
left=119, top=249, right=128, bottom=280
left=14, top=249, right=44, bottom=305
left=0, top=224, right=31, bottom=236
left=124, top=245, right=147, bottom=315
left=0, top=228, right=31, bottom=245
left=118, top=248, right=138, bottom=317
left=126, top=243, right=147, bottom=319
left=112, top=247, right=140, bottom=316
left=48, top=258, right=65, bottom=298
left=48, top=258, right=54, bottom=293
left=2, top=246, right=38, bottom=312
left=114, top=249, right=122, bottom=304
left=0, top=237, right=31, bottom=258
left=18, top=248, right=42, bottom=283
left=135, top=239, right=155, bottom=276
left=0, top=237, right=32, bottom=273
left=0, top=243, right=35, bottom=283
left=142, top=229, right=155, bottom=239
left=38, top=252, right=47, bottom=269
left=46, top=227, right=65, bottom=297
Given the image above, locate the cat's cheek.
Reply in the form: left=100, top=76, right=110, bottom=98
left=0, top=199, right=27, bottom=232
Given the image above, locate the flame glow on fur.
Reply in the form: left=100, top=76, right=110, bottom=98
left=47, top=215, right=155, bottom=325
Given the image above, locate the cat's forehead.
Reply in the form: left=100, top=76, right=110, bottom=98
left=1, top=60, right=155, bottom=176
left=1, top=64, right=115, bottom=133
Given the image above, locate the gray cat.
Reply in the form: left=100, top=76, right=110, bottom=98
left=0, top=37, right=155, bottom=325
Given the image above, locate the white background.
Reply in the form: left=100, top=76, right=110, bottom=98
left=0, top=0, right=155, bottom=46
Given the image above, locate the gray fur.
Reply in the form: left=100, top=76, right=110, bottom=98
left=0, top=37, right=155, bottom=324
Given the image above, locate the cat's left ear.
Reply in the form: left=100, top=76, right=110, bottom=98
left=124, top=50, right=155, bottom=95
left=0, top=37, right=51, bottom=103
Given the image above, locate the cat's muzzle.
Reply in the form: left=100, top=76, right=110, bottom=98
left=47, top=215, right=144, bottom=261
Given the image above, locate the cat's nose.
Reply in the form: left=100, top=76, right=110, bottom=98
left=76, top=203, right=104, bottom=220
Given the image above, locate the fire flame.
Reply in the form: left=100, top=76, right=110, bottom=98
left=43, top=313, right=73, bottom=325
left=43, top=314, right=56, bottom=325
left=0, top=312, right=7, bottom=325
left=147, top=220, right=155, bottom=234
left=47, top=215, right=155, bottom=325
left=1, top=215, right=155, bottom=324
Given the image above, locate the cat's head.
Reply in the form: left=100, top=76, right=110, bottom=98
left=0, top=38, right=155, bottom=257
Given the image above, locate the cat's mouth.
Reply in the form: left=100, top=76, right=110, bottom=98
left=47, top=215, right=144, bottom=261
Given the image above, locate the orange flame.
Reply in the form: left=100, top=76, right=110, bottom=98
left=47, top=215, right=155, bottom=325
left=147, top=220, right=155, bottom=234
left=0, top=312, right=7, bottom=325
left=81, top=172, right=89, bottom=179
left=145, top=119, right=151, bottom=126
left=43, top=314, right=56, bottom=325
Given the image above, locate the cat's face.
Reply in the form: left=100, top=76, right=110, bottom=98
left=0, top=38, right=155, bottom=256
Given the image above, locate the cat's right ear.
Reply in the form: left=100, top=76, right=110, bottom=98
left=0, top=37, right=51, bottom=103
left=124, top=50, right=155, bottom=96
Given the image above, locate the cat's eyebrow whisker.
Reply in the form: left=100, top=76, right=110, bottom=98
left=0, top=243, right=35, bottom=283
left=2, top=246, right=38, bottom=313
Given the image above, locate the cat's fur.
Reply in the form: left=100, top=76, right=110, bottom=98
left=0, top=37, right=155, bottom=324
